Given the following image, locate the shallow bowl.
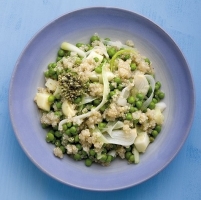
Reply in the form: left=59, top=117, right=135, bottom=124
left=9, top=7, right=195, bottom=191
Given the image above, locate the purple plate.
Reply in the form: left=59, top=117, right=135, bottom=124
left=9, top=7, right=195, bottom=191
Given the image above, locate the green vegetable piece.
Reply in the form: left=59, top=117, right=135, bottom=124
left=48, top=95, right=55, bottom=103
left=74, top=135, right=79, bottom=143
left=155, top=125, right=162, bottom=133
left=125, top=152, right=132, bottom=160
left=129, top=155, right=135, bottom=163
left=55, top=140, right=61, bottom=147
left=94, top=57, right=99, bottom=62
left=100, top=154, right=107, bottom=162
left=90, top=35, right=100, bottom=43
left=136, top=93, right=144, bottom=100
left=74, top=96, right=82, bottom=104
left=107, top=47, right=117, bottom=58
left=148, top=101, right=156, bottom=109
left=95, top=66, right=102, bottom=74
left=145, top=58, right=150, bottom=65
left=106, top=155, right=113, bottom=163
left=158, top=91, right=165, bottom=99
left=151, top=130, right=158, bottom=138
left=70, top=126, right=77, bottom=135
left=85, top=159, right=92, bottom=167
left=129, top=106, right=138, bottom=113
left=98, top=122, right=107, bottom=130
left=76, top=43, right=83, bottom=48
left=54, top=131, right=62, bottom=138
left=130, top=63, right=137, bottom=71
left=67, top=122, right=72, bottom=128
left=136, top=101, right=142, bottom=109
left=74, top=153, right=81, bottom=161
left=89, top=149, right=96, bottom=157
left=126, top=113, right=133, bottom=121
left=46, top=132, right=54, bottom=143
left=114, top=77, right=122, bottom=84
left=59, top=146, right=66, bottom=153
left=127, top=96, right=135, bottom=104
left=56, top=56, right=62, bottom=62
left=58, top=49, right=65, bottom=57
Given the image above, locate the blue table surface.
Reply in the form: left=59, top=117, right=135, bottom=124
left=1, top=0, right=201, bottom=199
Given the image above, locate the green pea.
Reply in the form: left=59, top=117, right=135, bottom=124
left=151, top=130, right=158, bottom=138
left=136, top=101, right=142, bottom=109
left=74, top=153, right=81, bottom=161
left=158, top=91, right=165, bottom=99
left=130, top=63, right=137, bottom=71
left=74, top=135, right=79, bottom=143
left=95, top=66, right=102, bottom=74
left=44, top=71, right=49, bottom=78
left=155, top=125, right=162, bottom=133
left=55, top=140, right=61, bottom=147
left=125, top=152, right=132, bottom=160
left=126, top=113, right=133, bottom=121
left=136, top=93, right=144, bottom=100
left=51, top=63, right=57, bottom=68
left=89, top=149, right=96, bottom=157
left=144, top=58, right=150, bottom=65
left=156, top=81, right=161, bottom=89
left=100, top=154, right=107, bottom=162
left=62, top=124, right=67, bottom=131
left=65, top=129, right=71, bottom=136
left=54, top=131, right=62, bottom=138
left=149, top=136, right=155, bottom=143
left=70, top=126, right=77, bottom=135
left=114, top=77, right=122, bottom=84
left=128, top=154, right=135, bottom=163
left=56, top=56, right=62, bottom=62
left=107, top=47, right=117, bottom=58
left=127, top=96, right=135, bottom=104
left=94, top=57, right=99, bottom=62
left=93, top=99, right=101, bottom=106
left=56, top=101, right=62, bottom=109
left=129, top=106, right=138, bottom=113
left=148, top=101, right=155, bottom=109
left=76, top=43, right=83, bottom=48
left=48, top=68, right=56, bottom=76
left=76, top=144, right=82, bottom=151
left=58, top=49, right=65, bottom=57
left=98, top=122, right=107, bottom=130
left=55, top=93, right=61, bottom=100
left=90, top=35, right=100, bottom=43
left=126, top=146, right=131, bottom=152
left=117, top=84, right=124, bottom=91
left=129, top=155, right=135, bottom=163
left=100, top=104, right=107, bottom=112
left=85, top=159, right=92, bottom=167
left=81, top=150, right=88, bottom=158
left=67, top=122, right=72, bottom=128
left=109, top=91, right=116, bottom=98
left=59, top=146, right=66, bottom=153
left=46, top=132, right=54, bottom=143
left=48, top=95, right=55, bottom=103
left=152, top=98, right=158, bottom=104
left=106, top=155, right=113, bottom=163
left=110, top=84, right=115, bottom=90
left=123, top=54, right=130, bottom=60
left=74, top=96, right=82, bottom=104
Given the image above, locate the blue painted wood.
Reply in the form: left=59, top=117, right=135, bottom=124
left=0, top=0, right=201, bottom=199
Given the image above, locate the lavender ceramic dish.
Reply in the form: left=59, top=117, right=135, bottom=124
left=9, top=7, right=194, bottom=191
